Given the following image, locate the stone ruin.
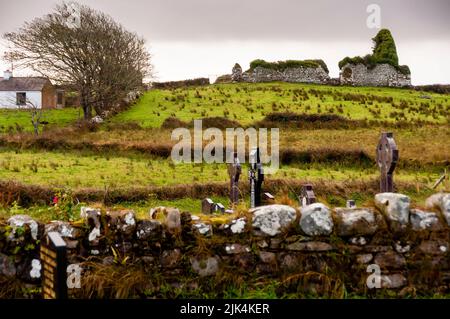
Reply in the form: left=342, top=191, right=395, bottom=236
left=219, top=60, right=330, bottom=85
left=339, top=63, right=411, bottom=87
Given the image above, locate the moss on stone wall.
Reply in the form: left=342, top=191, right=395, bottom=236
left=249, top=59, right=329, bottom=74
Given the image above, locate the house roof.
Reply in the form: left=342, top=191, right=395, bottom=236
left=0, top=77, right=51, bottom=91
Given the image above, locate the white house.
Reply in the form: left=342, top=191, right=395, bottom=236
left=0, top=70, right=64, bottom=109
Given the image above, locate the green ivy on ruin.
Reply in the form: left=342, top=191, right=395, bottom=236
left=338, top=29, right=410, bottom=75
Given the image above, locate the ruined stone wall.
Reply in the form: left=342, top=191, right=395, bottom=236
left=1, top=192, right=449, bottom=298
left=240, top=66, right=330, bottom=84
left=339, top=63, right=411, bottom=87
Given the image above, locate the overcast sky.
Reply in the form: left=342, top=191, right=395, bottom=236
left=0, top=0, right=449, bottom=84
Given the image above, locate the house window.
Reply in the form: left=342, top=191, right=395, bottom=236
left=16, top=92, right=26, bottom=106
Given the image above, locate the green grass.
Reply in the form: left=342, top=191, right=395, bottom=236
left=0, top=148, right=442, bottom=189
left=111, top=82, right=449, bottom=127
left=0, top=107, right=81, bottom=133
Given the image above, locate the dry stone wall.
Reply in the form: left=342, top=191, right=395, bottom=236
left=240, top=66, right=330, bottom=84
left=1, top=192, right=449, bottom=298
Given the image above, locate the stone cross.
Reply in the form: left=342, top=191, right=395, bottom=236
left=227, top=152, right=242, bottom=206
left=41, top=232, right=68, bottom=299
left=248, top=147, right=264, bottom=208
left=300, top=184, right=316, bottom=207
left=376, top=132, right=398, bottom=193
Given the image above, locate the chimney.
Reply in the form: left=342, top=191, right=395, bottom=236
left=3, top=70, right=12, bottom=80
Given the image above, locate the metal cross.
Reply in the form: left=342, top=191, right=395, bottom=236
left=376, top=132, right=398, bottom=193
left=248, top=147, right=264, bottom=208
left=227, top=152, right=242, bottom=206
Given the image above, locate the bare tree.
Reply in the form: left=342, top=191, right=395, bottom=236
left=3, top=2, right=152, bottom=120
left=27, top=100, right=44, bottom=136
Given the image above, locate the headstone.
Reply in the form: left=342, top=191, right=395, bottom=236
left=215, top=203, right=225, bottom=213
left=346, top=200, right=356, bottom=208
left=40, top=232, right=68, bottom=299
left=227, top=152, right=242, bottom=206
left=202, top=198, right=215, bottom=214
left=248, top=147, right=264, bottom=208
left=263, top=192, right=275, bottom=204
left=376, top=132, right=398, bottom=192
left=299, top=184, right=316, bottom=207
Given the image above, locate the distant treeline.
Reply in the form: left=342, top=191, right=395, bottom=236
left=412, top=84, right=450, bottom=95
left=151, top=78, right=210, bottom=89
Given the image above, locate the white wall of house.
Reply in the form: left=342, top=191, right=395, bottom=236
left=0, top=91, right=42, bottom=109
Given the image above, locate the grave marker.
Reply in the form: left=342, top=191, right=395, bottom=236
left=40, top=231, right=68, bottom=299
left=376, top=132, right=398, bottom=193
left=215, top=203, right=225, bottom=213
left=299, top=184, right=316, bottom=207
left=248, top=147, right=264, bottom=208
left=263, top=192, right=275, bottom=204
left=202, top=198, right=215, bottom=214
left=227, top=152, right=242, bottom=206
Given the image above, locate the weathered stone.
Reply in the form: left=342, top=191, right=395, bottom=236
left=193, top=223, right=212, bottom=236
left=165, top=208, right=181, bottom=233
left=356, top=254, right=373, bottom=264
left=340, top=63, right=410, bottom=87
left=233, top=253, right=255, bottom=270
left=229, top=218, right=246, bottom=234
left=80, top=207, right=101, bottom=228
left=425, top=193, right=450, bottom=226
left=270, top=238, right=282, bottom=249
left=286, top=241, right=333, bottom=252
left=410, top=209, right=443, bottom=231
left=251, top=204, right=297, bottom=236
left=190, top=256, right=220, bottom=277
left=374, top=193, right=410, bottom=228
left=161, top=249, right=181, bottom=268
left=45, top=221, right=81, bottom=239
left=394, top=242, right=411, bottom=253
left=279, top=253, right=299, bottom=271
left=0, top=253, right=16, bottom=277
left=381, top=274, right=408, bottom=289
left=365, top=245, right=392, bottom=253
left=242, top=65, right=330, bottom=84
left=231, top=63, right=243, bottom=82
left=105, top=210, right=136, bottom=237
left=223, top=217, right=247, bottom=234
left=374, top=251, right=406, bottom=269
left=259, top=251, right=276, bottom=264
left=136, top=220, right=162, bottom=241
left=102, top=256, right=115, bottom=266
left=300, top=203, right=333, bottom=236
left=335, top=208, right=379, bottom=236
left=7, top=215, right=39, bottom=241
left=417, top=240, right=449, bottom=255
left=349, top=236, right=367, bottom=246
left=225, top=244, right=251, bottom=254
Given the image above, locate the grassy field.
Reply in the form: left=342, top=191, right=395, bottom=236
left=0, top=107, right=81, bottom=133
left=0, top=82, right=448, bottom=222
left=112, top=83, right=449, bottom=127
left=0, top=148, right=442, bottom=189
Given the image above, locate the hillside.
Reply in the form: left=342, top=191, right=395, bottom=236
left=112, top=82, right=449, bottom=127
